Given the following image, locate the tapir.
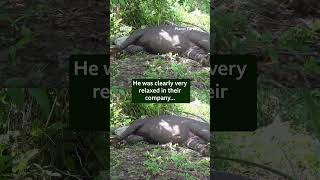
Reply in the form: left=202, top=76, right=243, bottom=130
left=114, top=115, right=210, bottom=156
left=114, top=25, right=210, bottom=66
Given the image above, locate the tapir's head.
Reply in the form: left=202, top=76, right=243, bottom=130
left=114, top=36, right=128, bottom=48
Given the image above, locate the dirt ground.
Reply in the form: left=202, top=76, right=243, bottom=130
left=258, top=59, right=320, bottom=87
left=111, top=53, right=210, bottom=89
left=110, top=142, right=210, bottom=180
left=0, top=0, right=107, bottom=87
left=214, top=0, right=320, bottom=87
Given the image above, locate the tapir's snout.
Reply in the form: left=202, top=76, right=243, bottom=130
left=114, top=36, right=128, bottom=47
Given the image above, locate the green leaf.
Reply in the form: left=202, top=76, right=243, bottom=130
left=48, top=122, right=66, bottom=131
left=311, top=19, right=320, bottom=32
left=3, top=78, right=29, bottom=87
left=31, top=127, right=43, bottom=137
left=0, top=154, right=12, bottom=173
left=47, top=122, right=67, bottom=135
left=212, top=156, right=297, bottom=180
left=304, top=58, right=320, bottom=73
left=304, top=91, right=320, bottom=138
left=64, top=156, right=75, bottom=171
left=44, top=170, right=61, bottom=177
left=27, top=88, right=50, bottom=117
left=90, top=133, right=108, bottom=169
left=12, top=15, right=28, bottom=26
left=8, top=46, right=16, bottom=61
left=0, top=14, right=11, bottom=22
left=6, top=88, right=25, bottom=106
left=16, top=26, right=33, bottom=49
left=12, top=149, right=38, bottom=173
left=267, top=48, right=279, bottom=62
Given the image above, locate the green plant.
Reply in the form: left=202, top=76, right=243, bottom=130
left=304, top=57, right=320, bottom=73
left=212, top=156, right=297, bottom=180
left=277, top=27, right=314, bottom=52
left=0, top=13, right=33, bottom=62
left=170, top=153, right=188, bottom=169
left=110, top=12, right=132, bottom=38
left=211, top=133, right=239, bottom=170
left=111, top=87, right=183, bottom=128
left=212, top=10, right=248, bottom=53
left=110, top=0, right=209, bottom=36
left=144, top=159, right=162, bottom=175
left=12, top=149, right=39, bottom=174
left=7, top=25, right=33, bottom=62
left=171, top=63, right=188, bottom=78
left=143, top=150, right=164, bottom=175
left=5, top=88, right=50, bottom=117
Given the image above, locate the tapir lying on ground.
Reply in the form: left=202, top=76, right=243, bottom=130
left=113, top=115, right=210, bottom=156
left=114, top=25, right=210, bottom=66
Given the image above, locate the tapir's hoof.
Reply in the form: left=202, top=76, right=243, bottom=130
left=200, top=147, right=209, bottom=156
left=110, top=136, right=122, bottom=148
left=200, top=58, right=210, bottom=67
left=110, top=47, right=120, bottom=56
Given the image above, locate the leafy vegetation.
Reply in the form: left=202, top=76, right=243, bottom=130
left=213, top=0, right=319, bottom=87
left=213, top=88, right=320, bottom=179
left=110, top=143, right=209, bottom=179
left=0, top=89, right=107, bottom=179
left=111, top=0, right=210, bottom=39
left=110, top=58, right=210, bottom=179
left=1, top=1, right=106, bottom=87
left=212, top=0, right=320, bottom=179
left=110, top=86, right=209, bottom=129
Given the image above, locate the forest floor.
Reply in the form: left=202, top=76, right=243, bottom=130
left=110, top=142, right=209, bottom=180
left=213, top=87, right=320, bottom=179
left=214, top=0, right=320, bottom=87
left=0, top=1, right=106, bottom=87
left=111, top=53, right=210, bottom=89
left=216, top=119, right=320, bottom=180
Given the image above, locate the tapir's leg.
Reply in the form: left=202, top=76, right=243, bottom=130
left=183, top=46, right=209, bottom=66
left=119, top=28, right=147, bottom=50
left=187, top=31, right=210, bottom=52
left=192, top=129, right=210, bottom=142
left=184, top=136, right=209, bottom=156
left=124, top=45, right=145, bottom=53
left=196, top=39, right=210, bottom=52
left=125, top=135, right=145, bottom=144
left=118, top=120, right=145, bottom=141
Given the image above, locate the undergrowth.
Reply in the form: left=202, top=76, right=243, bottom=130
left=110, top=0, right=210, bottom=39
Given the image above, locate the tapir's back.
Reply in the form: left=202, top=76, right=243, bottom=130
left=135, top=115, right=209, bottom=144
left=136, top=25, right=208, bottom=54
